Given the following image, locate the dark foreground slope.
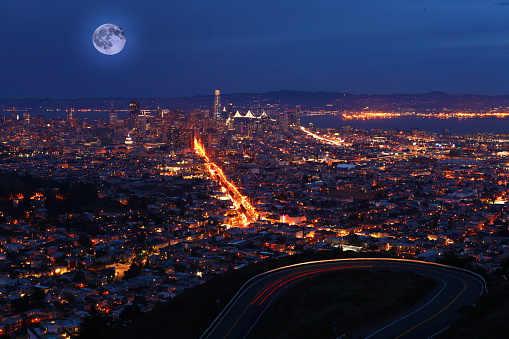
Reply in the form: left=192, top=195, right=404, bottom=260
left=441, top=276, right=509, bottom=339
left=252, top=270, right=435, bottom=339
left=116, top=251, right=387, bottom=339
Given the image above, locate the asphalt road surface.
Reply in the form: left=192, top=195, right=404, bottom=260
left=200, top=258, right=486, bottom=339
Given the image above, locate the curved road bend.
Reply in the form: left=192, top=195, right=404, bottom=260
left=200, top=259, right=486, bottom=339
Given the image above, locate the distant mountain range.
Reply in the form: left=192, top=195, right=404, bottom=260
left=2, top=91, right=509, bottom=114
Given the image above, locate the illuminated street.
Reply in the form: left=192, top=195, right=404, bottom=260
left=195, top=138, right=258, bottom=224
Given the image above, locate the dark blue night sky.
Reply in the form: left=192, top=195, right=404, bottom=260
left=2, top=0, right=509, bottom=98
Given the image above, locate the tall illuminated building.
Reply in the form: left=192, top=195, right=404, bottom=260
left=214, top=90, right=221, bottom=118
left=23, top=112, right=31, bottom=124
left=109, top=100, right=118, bottom=127
left=295, top=105, right=301, bottom=128
left=151, top=107, right=163, bottom=136
left=136, top=114, right=147, bottom=143
left=155, top=107, right=162, bottom=119
left=278, top=112, right=288, bottom=130
left=130, top=100, right=140, bottom=117
left=166, top=126, right=180, bottom=149
left=203, top=128, right=219, bottom=148
left=188, top=110, right=203, bottom=129
left=129, top=100, right=140, bottom=129
left=227, top=103, right=233, bottom=120
left=167, top=109, right=186, bottom=128
left=287, top=109, right=294, bottom=127
left=66, top=111, right=76, bottom=127
left=260, top=111, right=270, bottom=132
left=179, top=129, right=194, bottom=149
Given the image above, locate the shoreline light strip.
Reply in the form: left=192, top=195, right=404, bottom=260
left=300, top=127, right=342, bottom=145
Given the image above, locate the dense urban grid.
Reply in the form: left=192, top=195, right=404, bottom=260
left=1, top=91, right=509, bottom=337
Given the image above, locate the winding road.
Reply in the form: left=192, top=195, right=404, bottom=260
left=200, top=258, right=486, bottom=339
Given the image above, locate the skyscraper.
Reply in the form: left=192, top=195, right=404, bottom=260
left=287, top=109, right=294, bottom=127
left=260, top=111, right=270, bottom=131
left=66, top=112, right=75, bottom=126
left=179, top=129, right=194, bottom=149
left=152, top=107, right=163, bottom=134
left=188, top=110, right=203, bottom=129
left=167, top=109, right=186, bottom=128
left=203, top=128, right=219, bottom=148
left=136, top=114, right=147, bottom=143
left=214, top=90, right=221, bottom=118
left=278, top=112, right=289, bottom=130
left=166, top=126, right=180, bottom=149
left=295, top=105, right=301, bottom=128
left=227, top=103, right=233, bottom=120
left=129, top=100, right=140, bottom=129
left=109, top=100, right=118, bottom=127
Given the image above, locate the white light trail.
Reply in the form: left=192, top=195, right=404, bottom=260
left=300, top=127, right=343, bottom=145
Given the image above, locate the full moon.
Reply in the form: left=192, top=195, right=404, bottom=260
left=92, top=24, right=126, bottom=55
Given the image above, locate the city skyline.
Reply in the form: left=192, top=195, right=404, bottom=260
left=3, top=1, right=509, bottom=99
left=0, top=97, right=503, bottom=337
left=2, top=1, right=509, bottom=337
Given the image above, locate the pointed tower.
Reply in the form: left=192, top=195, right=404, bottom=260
left=109, top=99, right=118, bottom=127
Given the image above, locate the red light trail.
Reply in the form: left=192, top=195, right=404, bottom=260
left=252, top=266, right=372, bottom=306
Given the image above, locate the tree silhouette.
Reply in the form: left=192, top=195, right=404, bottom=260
left=78, top=307, right=121, bottom=339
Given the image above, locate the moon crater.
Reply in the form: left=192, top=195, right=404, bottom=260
left=93, top=24, right=126, bottom=55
